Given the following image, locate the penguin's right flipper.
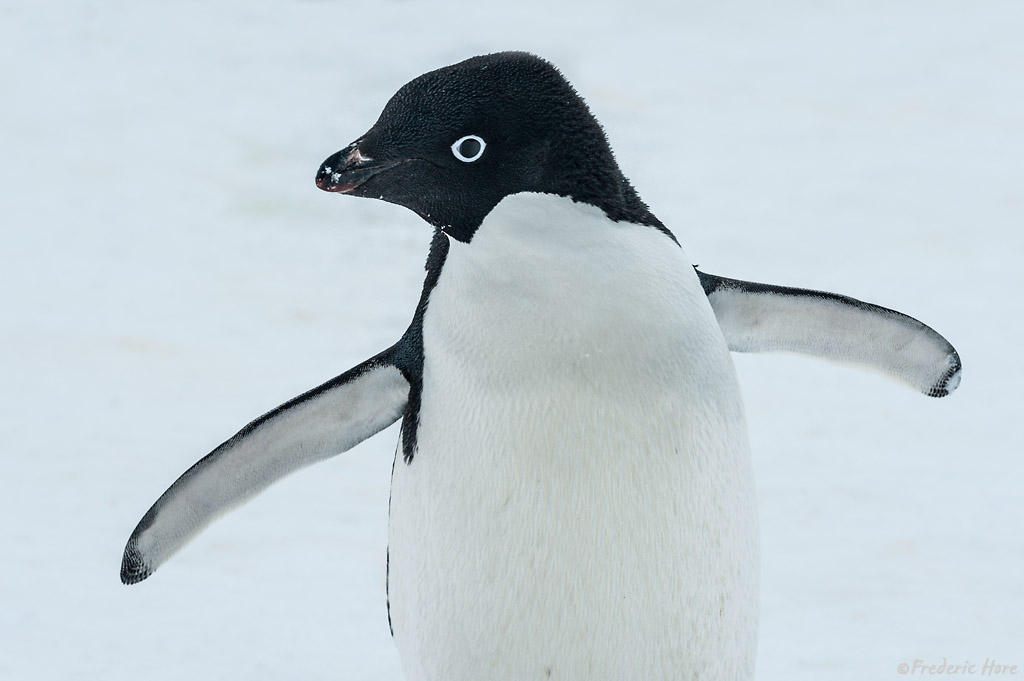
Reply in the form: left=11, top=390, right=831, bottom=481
left=696, top=269, right=961, bottom=397
left=120, top=348, right=409, bottom=585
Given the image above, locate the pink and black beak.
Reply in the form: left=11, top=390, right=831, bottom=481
left=315, top=141, right=400, bottom=194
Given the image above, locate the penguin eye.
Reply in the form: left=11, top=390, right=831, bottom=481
left=451, top=135, right=486, bottom=163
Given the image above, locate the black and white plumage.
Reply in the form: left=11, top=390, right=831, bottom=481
left=121, top=52, right=960, bottom=680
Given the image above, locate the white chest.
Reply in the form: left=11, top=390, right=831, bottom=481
left=388, top=194, right=758, bottom=681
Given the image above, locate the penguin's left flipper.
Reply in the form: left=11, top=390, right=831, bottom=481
left=697, top=269, right=961, bottom=397
left=120, top=348, right=409, bottom=585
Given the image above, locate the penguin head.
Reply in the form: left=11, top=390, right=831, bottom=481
left=316, top=51, right=662, bottom=243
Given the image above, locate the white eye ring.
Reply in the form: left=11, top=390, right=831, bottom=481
left=451, top=135, right=486, bottom=162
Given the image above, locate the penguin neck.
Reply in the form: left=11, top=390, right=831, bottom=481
left=425, top=192, right=725, bottom=398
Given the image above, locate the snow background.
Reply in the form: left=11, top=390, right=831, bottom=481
left=2, top=1, right=1021, bottom=678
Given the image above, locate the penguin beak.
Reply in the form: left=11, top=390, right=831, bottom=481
left=315, top=141, right=400, bottom=194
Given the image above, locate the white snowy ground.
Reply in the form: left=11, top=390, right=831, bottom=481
left=2, top=1, right=1021, bottom=679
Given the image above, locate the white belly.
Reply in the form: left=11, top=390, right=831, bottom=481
left=388, top=194, right=759, bottom=681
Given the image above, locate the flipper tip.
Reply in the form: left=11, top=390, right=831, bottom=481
left=927, top=351, right=962, bottom=398
left=121, top=544, right=153, bottom=585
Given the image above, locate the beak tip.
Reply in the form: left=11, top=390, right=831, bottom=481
left=314, top=171, right=333, bottom=192
left=315, top=161, right=351, bottom=193
left=315, top=144, right=400, bottom=195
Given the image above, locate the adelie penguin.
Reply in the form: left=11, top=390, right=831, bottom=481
left=121, top=52, right=961, bottom=680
